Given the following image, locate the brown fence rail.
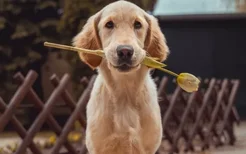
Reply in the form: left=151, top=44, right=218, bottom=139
left=0, top=70, right=240, bottom=154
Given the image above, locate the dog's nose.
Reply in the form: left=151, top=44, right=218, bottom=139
left=116, top=45, right=134, bottom=60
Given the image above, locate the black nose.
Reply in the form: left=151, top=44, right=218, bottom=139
left=116, top=45, right=134, bottom=60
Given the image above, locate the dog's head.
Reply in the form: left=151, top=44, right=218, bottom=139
left=73, top=0, right=169, bottom=73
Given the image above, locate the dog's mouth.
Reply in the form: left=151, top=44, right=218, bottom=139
left=112, top=63, right=140, bottom=72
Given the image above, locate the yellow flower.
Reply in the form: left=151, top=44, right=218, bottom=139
left=156, top=68, right=200, bottom=93
left=177, top=73, right=200, bottom=92
left=44, top=135, right=57, bottom=148
left=67, top=132, right=82, bottom=143
left=48, top=135, right=56, bottom=144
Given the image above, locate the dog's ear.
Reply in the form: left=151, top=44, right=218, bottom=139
left=144, top=13, right=169, bottom=62
left=72, top=11, right=102, bottom=70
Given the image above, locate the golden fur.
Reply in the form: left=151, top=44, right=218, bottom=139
left=73, top=1, right=169, bottom=154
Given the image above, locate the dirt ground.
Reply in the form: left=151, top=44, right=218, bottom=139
left=0, top=122, right=246, bottom=154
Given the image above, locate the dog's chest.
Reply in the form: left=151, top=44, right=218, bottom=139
left=104, top=87, right=159, bottom=134
left=112, top=97, right=142, bottom=133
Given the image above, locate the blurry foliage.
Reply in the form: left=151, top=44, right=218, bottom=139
left=0, top=0, right=61, bottom=100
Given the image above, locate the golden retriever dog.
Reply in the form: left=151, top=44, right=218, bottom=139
left=73, top=1, right=169, bottom=154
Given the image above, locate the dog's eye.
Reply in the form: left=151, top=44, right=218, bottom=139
left=134, top=21, right=142, bottom=29
left=105, top=21, right=114, bottom=29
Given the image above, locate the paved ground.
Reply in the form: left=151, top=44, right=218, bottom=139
left=158, top=122, right=246, bottom=154
left=209, top=122, right=246, bottom=154
left=0, top=122, right=246, bottom=154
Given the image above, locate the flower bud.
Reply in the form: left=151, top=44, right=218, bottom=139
left=177, top=73, right=200, bottom=92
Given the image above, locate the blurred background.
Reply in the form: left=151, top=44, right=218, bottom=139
left=0, top=0, right=246, bottom=127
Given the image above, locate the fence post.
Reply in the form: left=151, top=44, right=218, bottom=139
left=0, top=98, right=43, bottom=154
left=0, top=70, right=37, bottom=132
left=14, top=72, right=77, bottom=153
left=14, top=74, right=76, bottom=154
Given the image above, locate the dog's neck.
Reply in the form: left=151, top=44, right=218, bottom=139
left=97, top=60, right=150, bottom=99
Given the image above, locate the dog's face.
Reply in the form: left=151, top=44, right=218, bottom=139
left=98, top=3, right=149, bottom=72
left=73, top=0, right=169, bottom=73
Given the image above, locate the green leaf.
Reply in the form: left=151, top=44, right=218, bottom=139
left=0, top=17, right=6, bottom=30
left=4, top=63, right=17, bottom=71
left=13, top=57, right=28, bottom=68
left=28, top=51, right=42, bottom=61
left=11, top=20, right=38, bottom=39
left=40, top=19, right=58, bottom=29
left=37, top=1, right=57, bottom=10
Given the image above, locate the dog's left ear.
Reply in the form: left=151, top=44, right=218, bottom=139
left=144, top=13, right=169, bottom=62
left=72, top=11, right=102, bottom=70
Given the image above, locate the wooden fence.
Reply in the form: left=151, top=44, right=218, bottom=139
left=0, top=70, right=240, bottom=154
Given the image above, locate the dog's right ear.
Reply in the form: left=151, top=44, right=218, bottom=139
left=72, top=11, right=102, bottom=70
